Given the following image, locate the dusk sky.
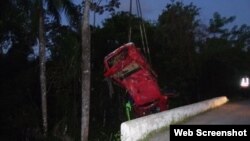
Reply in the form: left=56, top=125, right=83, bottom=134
left=71, top=0, right=250, bottom=27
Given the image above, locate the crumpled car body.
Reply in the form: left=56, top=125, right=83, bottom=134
left=104, top=42, right=168, bottom=117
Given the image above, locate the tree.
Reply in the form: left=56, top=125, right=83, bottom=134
left=154, top=1, right=200, bottom=103
left=81, top=0, right=91, bottom=140
left=198, top=13, right=250, bottom=98
left=208, top=12, right=235, bottom=38
left=37, top=0, right=48, bottom=136
left=32, top=0, right=78, bottom=136
left=80, top=1, right=120, bottom=140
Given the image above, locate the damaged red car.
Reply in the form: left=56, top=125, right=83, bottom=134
left=104, top=42, right=169, bottom=117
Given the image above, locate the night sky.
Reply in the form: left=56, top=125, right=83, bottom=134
left=70, top=0, right=250, bottom=27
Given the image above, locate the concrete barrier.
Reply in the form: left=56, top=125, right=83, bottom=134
left=121, top=96, right=229, bottom=141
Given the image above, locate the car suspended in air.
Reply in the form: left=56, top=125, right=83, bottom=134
left=104, top=42, right=169, bottom=117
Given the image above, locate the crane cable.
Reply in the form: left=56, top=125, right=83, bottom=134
left=128, top=0, right=133, bottom=42
left=129, top=0, right=152, bottom=64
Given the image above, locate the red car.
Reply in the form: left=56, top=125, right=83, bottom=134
left=104, top=42, right=168, bottom=117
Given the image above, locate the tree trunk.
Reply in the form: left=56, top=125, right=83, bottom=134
left=39, top=0, right=48, bottom=136
left=81, top=0, right=91, bottom=141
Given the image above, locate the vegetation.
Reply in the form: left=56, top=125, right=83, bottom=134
left=0, top=0, right=249, bottom=140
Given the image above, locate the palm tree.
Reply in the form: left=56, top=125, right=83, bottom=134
left=81, top=0, right=91, bottom=140
left=80, top=1, right=120, bottom=140
left=37, top=0, right=48, bottom=136
left=33, top=0, right=77, bottom=136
